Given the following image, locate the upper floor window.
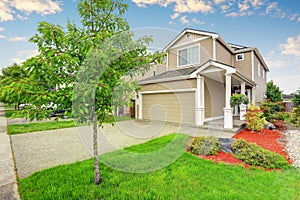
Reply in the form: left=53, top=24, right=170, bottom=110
left=236, top=53, right=244, bottom=61
left=178, top=45, right=200, bottom=67
left=258, top=62, right=261, bottom=77
left=262, top=68, right=265, bottom=78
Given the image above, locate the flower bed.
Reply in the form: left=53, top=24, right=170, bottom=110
left=188, top=128, right=292, bottom=168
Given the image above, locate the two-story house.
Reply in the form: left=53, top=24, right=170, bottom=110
left=135, top=28, right=269, bottom=129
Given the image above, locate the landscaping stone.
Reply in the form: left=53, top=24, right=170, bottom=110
left=264, top=122, right=276, bottom=130
left=281, top=130, right=300, bottom=168
left=218, top=138, right=236, bottom=153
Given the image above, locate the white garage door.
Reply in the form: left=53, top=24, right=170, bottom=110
left=142, top=92, right=195, bottom=124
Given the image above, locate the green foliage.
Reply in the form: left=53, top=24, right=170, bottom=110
left=260, top=101, right=284, bottom=122
left=231, top=139, right=291, bottom=169
left=290, top=107, right=300, bottom=127
left=188, top=136, right=221, bottom=156
left=230, top=94, right=249, bottom=106
left=265, top=81, right=283, bottom=102
left=290, top=89, right=300, bottom=127
left=292, top=89, right=300, bottom=107
left=18, top=134, right=300, bottom=200
left=245, top=104, right=267, bottom=132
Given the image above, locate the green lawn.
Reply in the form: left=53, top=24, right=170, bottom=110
left=18, top=134, right=300, bottom=200
left=4, top=104, right=23, bottom=118
left=7, top=116, right=133, bottom=135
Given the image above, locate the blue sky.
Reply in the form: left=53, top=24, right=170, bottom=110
left=0, top=0, right=299, bottom=94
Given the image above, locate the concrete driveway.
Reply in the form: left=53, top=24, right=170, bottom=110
left=11, top=120, right=234, bottom=178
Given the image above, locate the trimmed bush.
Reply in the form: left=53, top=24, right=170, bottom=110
left=290, top=107, right=300, bottom=127
left=188, top=136, right=220, bottom=156
left=231, top=139, right=291, bottom=169
left=244, top=104, right=267, bottom=132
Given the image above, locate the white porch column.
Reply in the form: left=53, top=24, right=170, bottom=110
left=252, top=86, right=256, bottom=105
left=138, top=93, right=142, bottom=120
left=195, top=75, right=205, bottom=126
left=224, top=73, right=233, bottom=129
left=240, top=82, right=246, bottom=120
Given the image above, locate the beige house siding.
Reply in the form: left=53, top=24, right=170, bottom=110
left=167, top=37, right=213, bottom=70
left=204, top=77, right=225, bottom=118
left=140, top=79, right=196, bottom=92
left=233, top=51, right=252, bottom=79
left=142, top=92, right=195, bottom=124
left=253, top=53, right=267, bottom=103
left=173, top=33, right=204, bottom=46
left=216, top=41, right=232, bottom=66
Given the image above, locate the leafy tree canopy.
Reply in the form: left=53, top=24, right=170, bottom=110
left=265, top=81, right=283, bottom=102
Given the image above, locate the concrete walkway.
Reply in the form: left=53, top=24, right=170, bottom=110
left=0, top=104, right=20, bottom=200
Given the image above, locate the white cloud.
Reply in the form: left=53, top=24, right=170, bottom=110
left=0, top=0, right=62, bottom=22
left=270, top=75, right=300, bottom=94
left=0, top=35, right=6, bottom=39
left=180, top=15, right=189, bottom=24
left=280, top=34, right=300, bottom=57
left=191, top=18, right=205, bottom=25
left=238, top=2, right=250, bottom=12
left=214, top=0, right=225, bottom=4
left=0, top=27, right=4, bottom=32
left=249, top=0, right=264, bottom=9
left=8, top=36, right=27, bottom=42
left=131, top=0, right=214, bottom=14
left=265, top=2, right=278, bottom=14
left=11, top=49, right=38, bottom=64
left=171, top=13, right=180, bottom=19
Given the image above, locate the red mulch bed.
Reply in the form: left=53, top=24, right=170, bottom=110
left=189, top=128, right=292, bottom=168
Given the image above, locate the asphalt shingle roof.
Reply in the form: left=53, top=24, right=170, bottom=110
left=139, top=66, right=198, bottom=83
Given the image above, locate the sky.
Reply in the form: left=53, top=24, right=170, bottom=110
left=0, top=0, right=299, bottom=94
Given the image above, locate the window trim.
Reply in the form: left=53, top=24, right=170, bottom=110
left=258, top=62, right=261, bottom=77
left=177, top=44, right=200, bottom=67
left=236, top=53, right=244, bottom=61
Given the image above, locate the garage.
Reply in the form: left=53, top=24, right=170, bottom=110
left=141, top=91, right=195, bottom=124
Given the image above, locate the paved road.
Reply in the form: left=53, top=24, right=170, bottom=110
left=11, top=120, right=235, bottom=179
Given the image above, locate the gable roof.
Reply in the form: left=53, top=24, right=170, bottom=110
left=162, top=28, right=269, bottom=72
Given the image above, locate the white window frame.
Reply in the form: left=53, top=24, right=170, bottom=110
left=262, top=67, right=265, bottom=78
left=177, top=44, right=200, bottom=67
left=236, top=53, right=244, bottom=61
left=258, top=62, right=261, bottom=77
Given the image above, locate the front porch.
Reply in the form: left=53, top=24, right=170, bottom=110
left=191, top=60, right=256, bottom=129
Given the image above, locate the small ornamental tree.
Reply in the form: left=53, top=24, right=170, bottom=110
left=261, top=81, right=284, bottom=123
left=244, top=103, right=267, bottom=132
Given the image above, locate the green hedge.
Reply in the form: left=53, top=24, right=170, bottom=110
left=231, top=139, right=291, bottom=169
left=188, top=136, right=220, bottom=156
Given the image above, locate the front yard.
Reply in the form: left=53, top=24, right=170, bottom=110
left=18, top=134, right=300, bottom=200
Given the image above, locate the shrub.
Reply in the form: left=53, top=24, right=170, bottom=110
left=290, top=107, right=300, bottom=127
left=188, top=136, right=221, bottom=156
left=231, top=139, right=291, bottom=169
left=260, top=101, right=284, bottom=122
left=244, top=104, right=267, bottom=132
left=230, top=94, right=249, bottom=107
left=272, top=120, right=287, bottom=131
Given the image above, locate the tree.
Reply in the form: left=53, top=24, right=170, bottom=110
left=0, top=63, right=28, bottom=110
left=265, top=80, right=283, bottom=102
left=261, top=81, right=284, bottom=122
left=3, top=0, right=164, bottom=185
left=291, top=89, right=300, bottom=127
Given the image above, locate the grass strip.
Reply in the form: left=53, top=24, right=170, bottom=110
left=18, top=134, right=300, bottom=200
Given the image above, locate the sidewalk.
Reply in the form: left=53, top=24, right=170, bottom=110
left=0, top=104, right=20, bottom=200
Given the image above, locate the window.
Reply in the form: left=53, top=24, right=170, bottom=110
left=258, top=62, right=261, bottom=77
left=178, top=45, right=200, bottom=67
left=262, top=69, right=265, bottom=78
left=236, top=53, right=244, bottom=61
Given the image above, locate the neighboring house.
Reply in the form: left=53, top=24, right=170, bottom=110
left=136, top=28, right=269, bottom=129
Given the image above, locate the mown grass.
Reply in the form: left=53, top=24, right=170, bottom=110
left=4, top=104, right=23, bottom=118
left=18, top=134, right=300, bottom=200
left=7, top=116, right=133, bottom=135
